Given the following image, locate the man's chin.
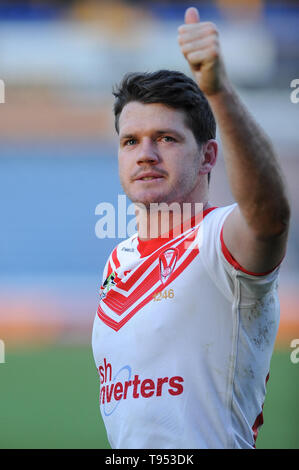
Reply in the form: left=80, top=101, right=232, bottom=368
left=131, top=195, right=168, bottom=209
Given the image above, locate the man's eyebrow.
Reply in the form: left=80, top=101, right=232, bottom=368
left=120, top=129, right=184, bottom=140
left=154, top=129, right=183, bottom=137
left=120, top=133, right=135, bottom=141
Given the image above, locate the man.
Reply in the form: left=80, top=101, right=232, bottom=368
left=92, top=7, right=290, bottom=449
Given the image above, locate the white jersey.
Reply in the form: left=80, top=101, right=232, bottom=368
left=92, top=204, right=280, bottom=449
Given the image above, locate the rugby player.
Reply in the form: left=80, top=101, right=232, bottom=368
left=92, top=7, right=290, bottom=448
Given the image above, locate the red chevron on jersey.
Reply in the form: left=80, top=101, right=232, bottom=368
left=111, top=247, right=121, bottom=269
left=97, top=246, right=199, bottom=332
left=97, top=226, right=200, bottom=331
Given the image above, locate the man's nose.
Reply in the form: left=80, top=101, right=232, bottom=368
left=137, top=139, right=160, bottom=164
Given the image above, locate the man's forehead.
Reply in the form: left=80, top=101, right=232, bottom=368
left=118, top=101, right=187, bottom=134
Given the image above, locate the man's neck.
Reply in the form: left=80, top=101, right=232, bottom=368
left=135, top=200, right=212, bottom=241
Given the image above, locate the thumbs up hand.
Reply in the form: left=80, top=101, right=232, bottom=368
left=178, top=7, right=229, bottom=96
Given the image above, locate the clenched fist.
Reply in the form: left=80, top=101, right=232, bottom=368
left=178, top=7, right=229, bottom=96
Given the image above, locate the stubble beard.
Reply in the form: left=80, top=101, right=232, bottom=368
left=124, top=173, right=200, bottom=216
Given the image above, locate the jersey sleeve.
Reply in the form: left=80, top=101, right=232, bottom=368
left=199, top=204, right=281, bottom=306
left=100, top=247, right=117, bottom=287
left=99, top=241, right=122, bottom=288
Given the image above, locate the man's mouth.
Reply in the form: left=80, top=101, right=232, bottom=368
left=134, top=172, right=165, bottom=181
left=139, top=176, right=162, bottom=181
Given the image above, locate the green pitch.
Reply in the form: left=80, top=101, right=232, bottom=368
left=0, top=345, right=298, bottom=449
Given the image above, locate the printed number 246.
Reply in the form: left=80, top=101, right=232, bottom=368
left=153, top=289, right=174, bottom=301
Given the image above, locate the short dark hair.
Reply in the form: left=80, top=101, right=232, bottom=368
left=113, top=69, right=216, bottom=183
left=113, top=69, right=216, bottom=142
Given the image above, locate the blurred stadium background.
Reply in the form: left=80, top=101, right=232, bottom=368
left=0, top=0, right=298, bottom=449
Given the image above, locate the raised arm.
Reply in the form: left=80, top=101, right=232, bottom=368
left=178, top=7, right=290, bottom=274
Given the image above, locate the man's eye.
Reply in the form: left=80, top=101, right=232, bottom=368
left=161, top=136, right=175, bottom=142
left=125, top=139, right=136, bottom=146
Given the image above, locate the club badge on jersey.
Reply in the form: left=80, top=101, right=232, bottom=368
left=159, top=248, right=179, bottom=284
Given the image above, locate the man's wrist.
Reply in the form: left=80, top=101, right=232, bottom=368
left=204, top=79, right=235, bottom=103
left=202, top=79, right=239, bottom=119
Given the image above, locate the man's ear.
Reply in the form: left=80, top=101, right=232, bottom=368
left=198, top=140, right=218, bottom=176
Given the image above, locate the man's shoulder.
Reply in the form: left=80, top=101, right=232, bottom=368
left=201, top=203, right=237, bottom=233
left=198, top=203, right=237, bottom=258
left=204, top=203, right=237, bottom=220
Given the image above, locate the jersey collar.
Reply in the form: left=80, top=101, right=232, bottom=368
left=136, top=206, right=217, bottom=258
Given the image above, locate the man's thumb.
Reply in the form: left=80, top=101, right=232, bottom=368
left=184, top=7, right=200, bottom=24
